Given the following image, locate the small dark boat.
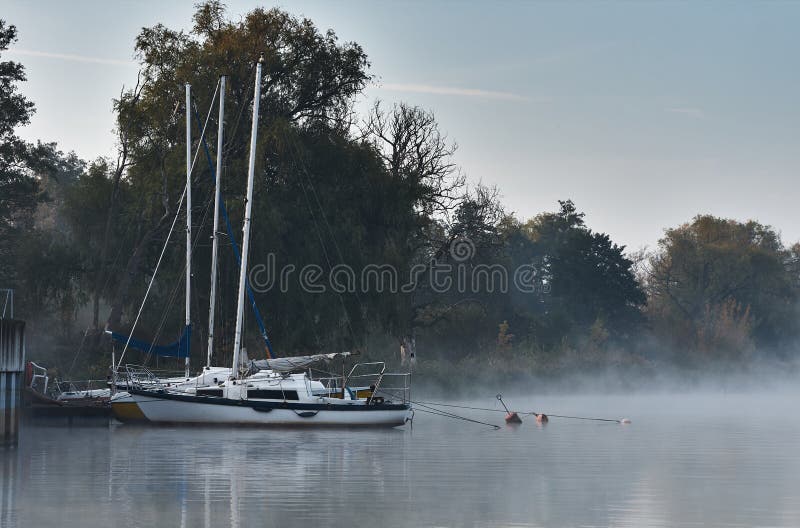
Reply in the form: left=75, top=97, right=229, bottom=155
left=24, top=362, right=111, bottom=418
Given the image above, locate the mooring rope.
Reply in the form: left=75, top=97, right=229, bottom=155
left=409, top=400, right=627, bottom=424
left=521, top=412, right=624, bottom=423
left=413, top=404, right=500, bottom=430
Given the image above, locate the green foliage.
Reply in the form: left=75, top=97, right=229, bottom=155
left=508, top=200, right=645, bottom=347
left=646, top=215, right=800, bottom=359
left=409, top=198, right=647, bottom=368
left=0, top=20, right=38, bottom=284
left=3, top=8, right=799, bottom=381
left=87, top=3, right=431, bottom=361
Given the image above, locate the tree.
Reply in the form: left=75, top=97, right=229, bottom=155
left=516, top=200, right=645, bottom=347
left=0, top=20, right=38, bottom=285
left=645, top=215, right=800, bottom=358
left=98, top=3, right=373, bottom=343
left=359, top=101, right=466, bottom=359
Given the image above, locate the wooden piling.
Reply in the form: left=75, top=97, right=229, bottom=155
left=0, top=319, right=25, bottom=447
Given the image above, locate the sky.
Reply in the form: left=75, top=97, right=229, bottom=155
left=3, top=0, right=799, bottom=252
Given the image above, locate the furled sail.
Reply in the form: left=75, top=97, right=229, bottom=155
left=248, top=352, right=352, bottom=373
left=108, top=325, right=191, bottom=359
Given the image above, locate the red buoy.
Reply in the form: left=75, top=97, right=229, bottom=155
left=497, top=395, right=522, bottom=424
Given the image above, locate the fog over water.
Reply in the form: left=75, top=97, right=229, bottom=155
left=2, top=389, right=799, bottom=528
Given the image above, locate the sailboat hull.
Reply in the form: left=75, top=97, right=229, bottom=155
left=109, top=391, right=148, bottom=422
left=115, top=389, right=411, bottom=427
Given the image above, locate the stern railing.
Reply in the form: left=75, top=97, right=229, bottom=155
left=52, top=379, right=111, bottom=398
left=118, top=364, right=165, bottom=391
left=312, top=362, right=411, bottom=405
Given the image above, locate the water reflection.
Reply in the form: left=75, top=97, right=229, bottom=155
left=103, top=425, right=414, bottom=528
left=2, top=392, right=800, bottom=527
left=1, top=445, right=19, bottom=527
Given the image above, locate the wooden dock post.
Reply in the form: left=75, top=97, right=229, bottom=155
left=0, top=319, right=25, bottom=447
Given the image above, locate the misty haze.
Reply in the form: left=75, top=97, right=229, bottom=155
left=1, top=2, right=799, bottom=528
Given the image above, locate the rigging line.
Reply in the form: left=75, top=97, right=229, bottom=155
left=290, top=140, right=357, bottom=343
left=289, top=137, right=366, bottom=298
left=297, top=174, right=357, bottom=342
left=142, top=244, right=187, bottom=364
left=142, top=277, right=183, bottom=365
left=413, top=407, right=500, bottom=430
left=412, top=400, right=494, bottom=423
left=225, top=65, right=258, bottom=161
left=191, top=100, right=274, bottom=358
left=143, top=191, right=216, bottom=365
left=115, top=83, right=221, bottom=369
left=115, top=186, right=186, bottom=370
left=293, top=141, right=366, bottom=313
left=521, top=413, right=623, bottom=423
left=410, top=400, right=507, bottom=412
left=65, top=326, right=91, bottom=379
left=148, top=181, right=216, bottom=346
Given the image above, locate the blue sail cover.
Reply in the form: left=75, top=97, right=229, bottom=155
left=110, top=325, right=191, bottom=359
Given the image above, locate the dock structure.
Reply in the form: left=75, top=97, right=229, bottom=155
left=1, top=318, right=25, bottom=447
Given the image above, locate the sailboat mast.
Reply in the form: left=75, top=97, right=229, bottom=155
left=206, top=76, right=226, bottom=369
left=185, top=83, right=192, bottom=378
left=231, top=58, right=263, bottom=378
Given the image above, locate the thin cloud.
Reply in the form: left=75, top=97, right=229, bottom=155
left=379, top=82, right=537, bottom=102
left=530, top=41, right=618, bottom=66
left=7, top=48, right=134, bottom=66
left=665, top=107, right=706, bottom=119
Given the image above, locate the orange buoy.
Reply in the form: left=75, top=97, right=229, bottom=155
left=497, top=394, right=522, bottom=424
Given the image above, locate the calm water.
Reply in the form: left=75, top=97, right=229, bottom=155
left=2, top=391, right=800, bottom=527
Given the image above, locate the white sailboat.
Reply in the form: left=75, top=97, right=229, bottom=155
left=116, top=358, right=411, bottom=426
left=111, top=58, right=412, bottom=427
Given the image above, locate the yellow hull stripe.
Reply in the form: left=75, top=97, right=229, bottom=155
left=111, top=401, right=147, bottom=422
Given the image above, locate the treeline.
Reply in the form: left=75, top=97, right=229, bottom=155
left=1, top=5, right=799, bottom=381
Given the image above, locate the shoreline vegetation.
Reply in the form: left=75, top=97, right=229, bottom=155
left=410, top=354, right=800, bottom=399
left=2, top=5, right=799, bottom=386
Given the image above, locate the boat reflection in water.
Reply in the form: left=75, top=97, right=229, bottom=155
left=106, top=425, right=413, bottom=528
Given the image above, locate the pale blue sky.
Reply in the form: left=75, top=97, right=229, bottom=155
left=4, top=0, right=799, bottom=251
